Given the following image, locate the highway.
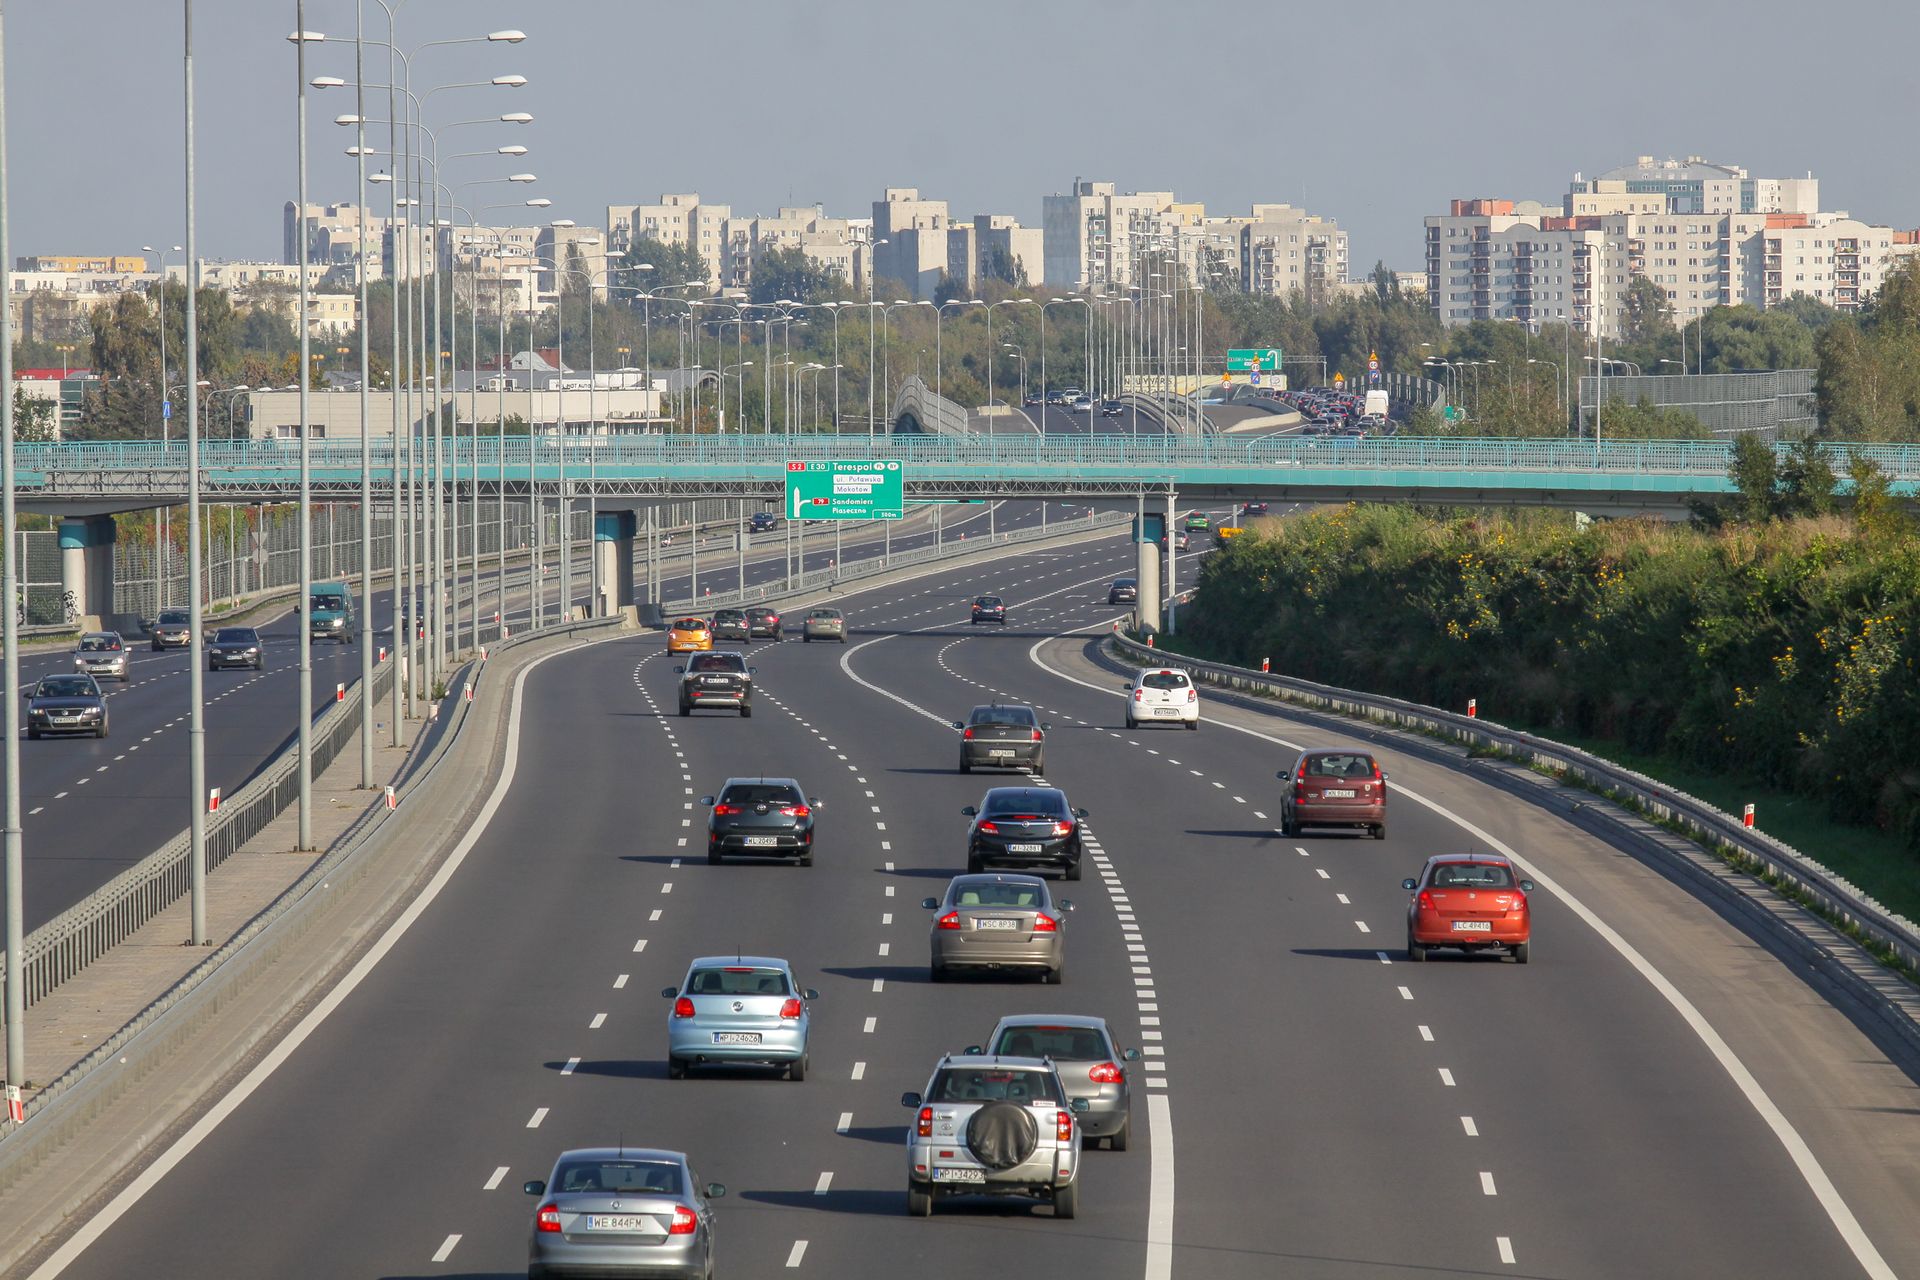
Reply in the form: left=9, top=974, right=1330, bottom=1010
left=16, top=500, right=1036, bottom=931
left=33, top=515, right=1920, bottom=1280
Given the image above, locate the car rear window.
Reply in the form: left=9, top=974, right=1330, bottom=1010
left=720, top=783, right=803, bottom=806
left=687, top=654, right=743, bottom=673
left=552, top=1160, right=683, bottom=1195
left=970, top=706, right=1036, bottom=727
left=976, top=597, right=1002, bottom=607
left=1306, top=753, right=1376, bottom=778
left=952, top=883, right=1046, bottom=910
left=809, top=609, right=842, bottom=620
left=713, top=610, right=744, bottom=623
left=39, top=676, right=94, bottom=697
left=673, top=618, right=706, bottom=630
left=1112, top=579, right=1135, bottom=588
left=1141, top=671, right=1189, bottom=691
left=993, top=1026, right=1108, bottom=1061
left=686, top=966, right=791, bottom=996
left=1431, top=863, right=1514, bottom=889
left=982, top=792, right=1068, bottom=819
left=930, top=1068, right=1060, bottom=1103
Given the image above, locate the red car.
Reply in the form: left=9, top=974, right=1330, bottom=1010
left=1278, top=748, right=1387, bottom=839
left=1403, top=855, right=1534, bottom=963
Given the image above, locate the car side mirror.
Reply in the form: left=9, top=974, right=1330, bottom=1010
left=699, top=796, right=715, bottom=806
left=704, top=1182, right=726, bottom=1199
left=1401, top=878, right=1418, bottom=891
left=951, top=721, right=966, bottom=731
left=1042, top=723, right=1054, bottom=731
left=1519, top=879, right=1536, bottom=893
left=1275, top=770, right=1287, bottom=780
left=673, top=666, right=685, bottom=673
left=523, top=1180, right=546, bottom=1196
left=749, top=666, right=758, bottom=674
left=960, top=805, right=977, bottom=817
left=1074, top=808, right=1089, bottom=819
left=1059, top=900, right=1074, bottom=911
left=1122, top=1047, right=1141, bottom=1061
left=809, top=798, right=822, bottom=808
left=660, top=986, right=679, bottom=999
left=900, top=1091, right=922, bottom=1109
left=803, top=988, right=820, bottom=1001
left=1070, top=1097, right=1092, bottom=1113
left=964, top=1044, right=984, bottom=1056
left=921, top=897, right=939, bottom=910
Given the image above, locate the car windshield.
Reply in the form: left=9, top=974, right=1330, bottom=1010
left=720, top=782, right=804, bottom=806
left=38, top=676, right=95, bottom=697
left=982, top=792, right=1068, bottom=820
left=1431, top=863, right=1515, bottom=889
left=952, top=882, right=1047, bottom=910
left=551, top=1160, right=684, bottom=1196
left=310, top=594, right=343, bottom=611
left=686, top=966, right=792, bottom=996
left=687, top=654, right=743, bottom=673
left=78, top=637, right=117, bottom=652
left=970, top=706, right=1036, bottom=727
left=994, top=1025, right=1108, bottom=1061
left=1307, top=753, right=1375, bottom=778
left=1141, top=672, right=1189, bottom=691
left=929, top=1068, right=1060, bottom=1104
left=214, top=629, right=257, bottom=644
left=157, top=611, right=189, bottom=626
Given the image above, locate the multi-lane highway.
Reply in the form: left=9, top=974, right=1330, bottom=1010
left=33, top=514, right=1920, bottom=1280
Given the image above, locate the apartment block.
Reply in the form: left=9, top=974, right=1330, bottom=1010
left=872, top=187, right=950, bottom=300
left=1235, top=204, right=1348, bottom=304
left=720, top=206, right=860, bottom=293
left=538, top=224, right=613, bottom=300
left=1567, top=156, right=1818, bottom=218
left=283, top=202, right=391, bottom=278
left=605, top=193, right=732, bottom=286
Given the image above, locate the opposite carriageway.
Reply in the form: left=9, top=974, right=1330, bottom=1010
left=14, top=436, right=1920, bottom=513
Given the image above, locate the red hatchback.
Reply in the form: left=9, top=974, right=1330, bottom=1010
left=1403, top=855, right=1534, bottom=963
left=1278, top=748, right=1387, bottom=839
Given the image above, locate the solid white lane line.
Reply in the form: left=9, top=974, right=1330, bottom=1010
left=485, top=1166, right=509, bottom=1190
left=1462, top=1116, right=1479, bottom=1136
left=527, top=1108, right=548, bottom=1128
left=562, top=1058, right=579, bottom=1076
left=1145, top=1095, right=1175, bottom=1280
left=1480, top=1171, right=1498, bottom=1195
left=432, top=1234, right=461, bottom=1263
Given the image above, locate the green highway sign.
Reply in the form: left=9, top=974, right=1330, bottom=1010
left=1226, top=347, right=1280, bottom=373
left=785, top=459, right=905, bottom=520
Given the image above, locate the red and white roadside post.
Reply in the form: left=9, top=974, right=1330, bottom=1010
left=5, top=1085, right=22, bottom=1125
left=1467, top=698, right=1478, bottom=719
left=208, top=787, right=222, bottom=814
left=1743, top=803, right=1755, bottom=829
left=463, top=683, right=474, bottom=703
left=1261, top=657, right=1270, bottom=673
left=335, top=682, right=345, bottom=704
left=385, top=785, right=397, bottom=811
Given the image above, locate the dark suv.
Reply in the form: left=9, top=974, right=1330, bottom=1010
left=970, top=595, right=1007, bottom=626
left=701, top=777, right=820, bottom=865
left=678, top=651, right=754, bottom=717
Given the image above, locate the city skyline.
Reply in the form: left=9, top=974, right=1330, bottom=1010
left=7, top=0, right=1917, bottom=274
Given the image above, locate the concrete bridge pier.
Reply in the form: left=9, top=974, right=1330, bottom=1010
left=59, top=516, right=117, bottom=628
left=595, top=510, right=636, bottom=618
left=1134, top=494, right=1163, bottom=635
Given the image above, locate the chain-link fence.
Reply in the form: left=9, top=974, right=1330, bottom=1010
left=1577, top=370, right=1816, bottom=440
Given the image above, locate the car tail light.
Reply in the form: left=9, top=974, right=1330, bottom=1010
left=667, top=1205, right=698, bottom=1235
left=1051, top=821, right=1073, bottom=836
left=712, top=803, right=740, bottom=816
left=918, top=1106, right=934, bottom=1137
left=779, top=804, right=810, bottom=818
left=935, top=911, right=961, bottom=930
left=1088, top=1062, right=1123, bottom=1084
left=1032, top=729, right=1044, bottom=742
left=673, top=996, right=696, bottom=1018
left=536, top=1203, right=562, bottom=1234
left=1417, top=891, right=1436, bottom=912
left=963, top=727, right=975, bottom=739
left=976, top=820, right=999, bottom=834
left=1032, top=914, right=1058, bottom=932
left=779, top=998, right=804, bottom=1019
left=1133, top=688, right=1144, bottom=701
left=1056, top=1109, right=1073, bottom=1142
left=1186, top=688, right=1197, bottom=703
left=1372, top=760, right=1383, bottom=781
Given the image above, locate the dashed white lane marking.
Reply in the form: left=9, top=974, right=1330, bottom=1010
left=562, top=1057, right=580, bottom=1076
left=1440, top=1069, right=1456, bottom=1086
left=589, top=1013, right=606, bottom=1030
left=1398, top=986, right=1413, bottom=1001
left=649, top=909, right=663, bottom=922
left=851, top=1062, right=866, bottom=1081
left=527, top=1108, right=548, bottom=1128
left=1480, top=1171, right=1498, bottom=1196
left=1354, top=921, right=1371, bottom=934
left=836, top=1112, right=852, bottom=1134
left=633, top=939, right=648, bottom=953
left=1376, top=951, right=1392, bottom=964
left=1316, top=869, right=1330, bottom=880
left=28, top=807, right=41, bottom=815
left=660, top=882, right=673, bottom=893
left=1418, top=1025, right=1434, bottom=1042
left=786, top=1240, right=809, bottom=1268
left=863, top=1016, right=877, bottom=1034
left=877, top=942, right=889, bottom=956
left=872, top=978, right=884, bottom=993
left=614, top=975, right=628, bottom=989
left=484, top=1166, right=509, bottom=1190
left=813, top=1172, right=833, bottom=1195
left=431, top=1234, right=461, bottom=1263
left=1336, top=893, right=1349, bottom=904
left=1497, top=1237, right=1516, bottom=1265
left=1462, top=1116, right=1479, bottom=1136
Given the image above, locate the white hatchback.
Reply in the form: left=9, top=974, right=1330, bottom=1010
left=1124, top=667, right=1199, bottom=729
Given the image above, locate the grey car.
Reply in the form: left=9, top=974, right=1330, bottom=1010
left=924, top=873, right=1071, bottom=984
left=901, top=1054, right=1089, bottom=1218
left=72, top=632, right=130, bottom=682
left=801, top=607, right=846, bottom=642
left=150, top=608, right=192, bottom=651
left=662, top=955, right=817, bottom=1080
left=976, top=1015, right=1140, bottom=1150
left=206, top=626, right=264, bottom=671
left=709, top=608, right=750, bottom=643
left=955, top=703, right=1050, bottom=774
left=25, top=673, right=108, bottom=739
left=524, top=1147, right=725, bottom=1280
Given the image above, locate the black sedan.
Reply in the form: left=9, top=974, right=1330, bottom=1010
left=702, top=777, right=821, bottom=866
left=1107, top=578, right=1138, bottom=605
left=26, top=674, right=108, bottom=739
left=745, top=606, right=782, bottom=640
left=1242, top=502, right=1270, bottom=517
left=962, top=786, right=1088, bottom=880
left=207, top=626, right=264, bottom=671
left=970, top=595, right=1007, bottom=626
left=749, top=511, right=779, bottom=533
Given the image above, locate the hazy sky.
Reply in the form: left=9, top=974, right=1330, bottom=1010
left=8, top=0, right=1917, bottom=273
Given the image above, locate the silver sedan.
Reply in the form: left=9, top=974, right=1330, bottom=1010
left=663, top=955, right=818, bottom=1080
left=801, top=607, right=846, bottom=642
left=924, top=873, right=1072, bottom=984
left=976, top=1014, right=1140, bottom=1149
left=524, top=1147, right=725, bottom=1280
left=72, top=633, right=129, bottom=682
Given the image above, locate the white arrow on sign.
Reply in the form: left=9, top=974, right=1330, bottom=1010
left=791, top=486, right=807, bottom=519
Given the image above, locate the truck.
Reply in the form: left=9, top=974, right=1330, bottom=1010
left=1363, top=389, right=1390, bottom=420
left=309, top=582, right=355, bottom=644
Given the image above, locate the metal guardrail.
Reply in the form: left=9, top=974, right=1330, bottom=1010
left=16, top=434, right=1920, bottom=482
left=1109, top=632, right=1920, bottom=977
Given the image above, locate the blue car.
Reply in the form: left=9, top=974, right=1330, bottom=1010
left=663, top=955, right=818, bottom=1081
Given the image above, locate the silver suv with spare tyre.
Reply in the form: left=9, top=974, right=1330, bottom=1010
left=900, top=1053, right=1089, bottom=1218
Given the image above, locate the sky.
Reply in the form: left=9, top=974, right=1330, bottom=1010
left=7, top=0, right=1918, bottom=274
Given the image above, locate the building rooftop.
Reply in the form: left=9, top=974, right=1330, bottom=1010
left=1592, top=155, right=1745, bottom=183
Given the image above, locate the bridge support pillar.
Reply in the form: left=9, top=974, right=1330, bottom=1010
left=1165, top=489, right=1179, bottom=635
left=1133, top=496, right=1163, bottom=635
left=595, top=510, right=637, bottom=617
left=59, top=516, right=117, bottom=627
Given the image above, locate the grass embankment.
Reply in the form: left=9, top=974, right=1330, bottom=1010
left=1170, top=505, right=1920, bottom=921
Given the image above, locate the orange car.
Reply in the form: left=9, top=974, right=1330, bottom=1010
left=667, top=616, right=713, bottom=654
left=1403, top=855, right=1534, bottom=963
